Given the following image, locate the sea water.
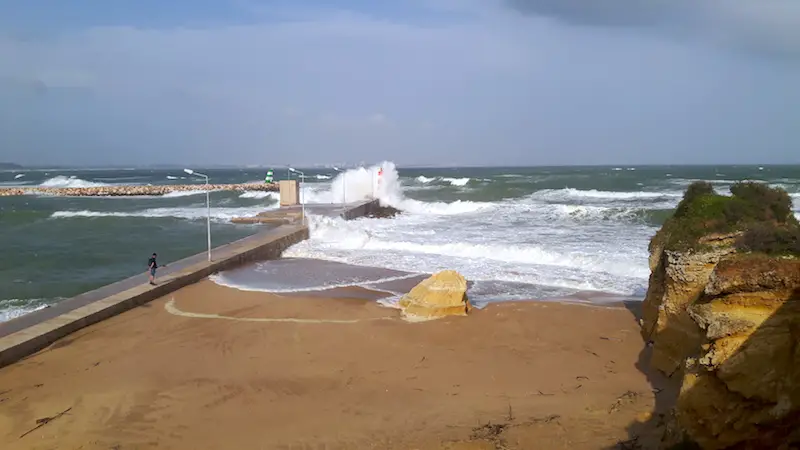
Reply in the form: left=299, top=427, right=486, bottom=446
left=2, top=164, right=799, bottom=320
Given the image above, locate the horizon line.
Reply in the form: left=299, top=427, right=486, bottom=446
left=3, top=162, right=800, bottom=171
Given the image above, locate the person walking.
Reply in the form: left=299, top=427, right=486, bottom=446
left=148, top=252, right=159, bottom=285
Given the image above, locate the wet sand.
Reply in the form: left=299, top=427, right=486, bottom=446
left=0, top=280, right=659, bottom=449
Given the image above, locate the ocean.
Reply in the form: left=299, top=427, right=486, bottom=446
left=2, top=164, right=799, bottom=322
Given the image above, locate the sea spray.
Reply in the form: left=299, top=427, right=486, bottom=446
left=4, top=165, right=799, bottom=321
left=331, top=162, right=490, bottom=215
left=39, top=176, right=110, bottom=188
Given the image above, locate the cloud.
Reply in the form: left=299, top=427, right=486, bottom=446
left=503, top=0, right=800, bottom=60
left=505, top=0, right=676, bottom=27
left=317, top=113, right=393, bottom=131
left=0, top=3, right=798, bottom=166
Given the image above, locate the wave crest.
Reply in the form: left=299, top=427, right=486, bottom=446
left=39, top=176, right=110, bottom=189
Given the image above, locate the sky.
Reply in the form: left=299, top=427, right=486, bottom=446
left=0, top=0, right=799, bottom=167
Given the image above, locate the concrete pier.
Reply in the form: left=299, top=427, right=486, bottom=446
left=0, top=199, right=385, bottom=368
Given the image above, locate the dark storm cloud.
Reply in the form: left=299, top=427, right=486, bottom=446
left=503, top=0, right=800, bottom=60
left=505, top=0, right=678, bottom=27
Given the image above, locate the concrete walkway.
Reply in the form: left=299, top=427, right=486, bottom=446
left=0, top=200, right=384, bottom=368
left=1, top=248, right=227, bottom=339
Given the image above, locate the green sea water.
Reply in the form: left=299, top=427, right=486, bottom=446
left=1, top=164, right=798, bottom=321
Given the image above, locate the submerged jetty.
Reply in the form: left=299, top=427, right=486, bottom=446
left=0, top=182, right=278, bottom=197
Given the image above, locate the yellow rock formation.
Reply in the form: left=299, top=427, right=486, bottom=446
left=398, top=270, right=471, bottom=321
left=643, top=250, right=800, bottom=448
left=639, top=181, right=800, bottom=449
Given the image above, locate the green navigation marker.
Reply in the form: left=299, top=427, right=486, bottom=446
left=264, top=170, right=273, bottom=183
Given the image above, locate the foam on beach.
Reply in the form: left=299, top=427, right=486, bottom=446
left=210, top=258, right=422, bottom=294
left=0, top=300, right=50, bottom=322
left=272, top=161, right=656, bottom=298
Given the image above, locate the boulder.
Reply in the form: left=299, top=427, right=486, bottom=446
left=398, top=270, right=471, bottom=321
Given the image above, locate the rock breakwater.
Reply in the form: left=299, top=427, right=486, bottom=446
left=0, top=183, right=278, bottom=197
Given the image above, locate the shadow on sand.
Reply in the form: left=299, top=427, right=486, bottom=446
left=608, top=290, right=800, bottom=450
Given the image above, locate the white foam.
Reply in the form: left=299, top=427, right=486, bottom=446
left=300, top=185, right=334, bottom=204
left=411, top=176, right=470, bottom=186
left=210, top=161, right=695, bottom=298
left=442, top=177, right=470, bottom=186
left=512, top=203, right=645, bottom=222
left=50, top=205, right=277, bottom=222
left=210, top=271, right=420, bottom=294
left=285, top=210, right=651, bottom=296
left=162, top=190, right=207, bottom=198
left=532, top=188, right=681, bottom=201
left=239, top=191, right=279, bottom=200
left=13, top=173, right=24, bottom=179
left=39, top=176, right=110, bottom=188
left=0, top=302, right=49, bottom=323
left=315, top=174, right=332, bottom=180
left=293, top=216, right=645, bottom=277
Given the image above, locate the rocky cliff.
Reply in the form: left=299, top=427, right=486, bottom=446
left=640, top=181, right=800, bottom=449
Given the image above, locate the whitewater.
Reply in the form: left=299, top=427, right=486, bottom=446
left=3, top=164, right=799, bottom=320
left=207, top=161, right=800, bottom=304
left=263, top=161, right=658, bottom=302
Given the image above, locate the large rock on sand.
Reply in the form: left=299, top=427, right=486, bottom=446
left=399, top=270, right=471, bottom=321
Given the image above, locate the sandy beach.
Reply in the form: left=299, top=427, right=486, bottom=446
left=0, top=280, right=664, bottom=449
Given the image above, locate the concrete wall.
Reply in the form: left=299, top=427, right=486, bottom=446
left=340, top=199, right=381, bottom=220
left=0, top=225, right=308, bottom=369
left=279, top=180, right=300, bottom=206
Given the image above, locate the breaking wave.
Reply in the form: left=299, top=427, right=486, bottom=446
left=531, top=188, right=682, bottom=202
left=412, top=175, right=470, bottom=186
left=162, top=190, right=207, bottom=198
left=239, top=191, right=279, bottom=200
left=50, top=205, right=277, bottom=222
left=39, top=176, right=110, bottom=189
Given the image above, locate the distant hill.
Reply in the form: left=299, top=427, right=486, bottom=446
left=0, top=162, right=23, bottom=170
